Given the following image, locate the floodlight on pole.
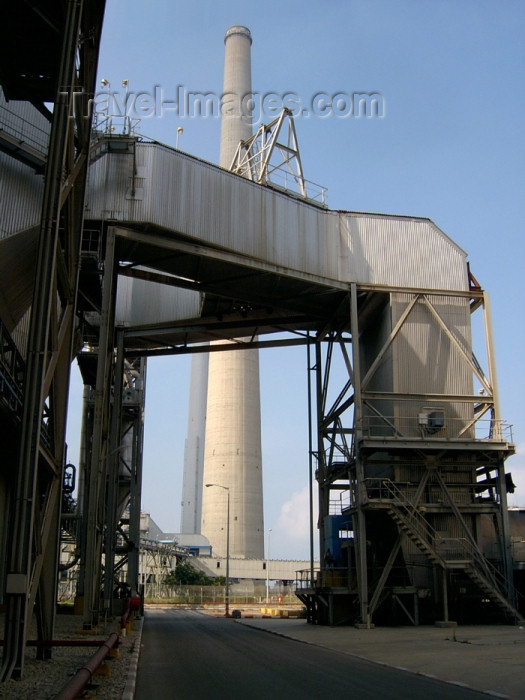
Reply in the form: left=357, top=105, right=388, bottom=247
left=176, top=126, right=183, bottom=149
left=205, top=483, right=230, bottom=617
left=122, top=79, right=130, bottom=134
left=100, top=79, right=111, bottom=133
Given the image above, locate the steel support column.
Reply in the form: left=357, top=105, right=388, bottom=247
left=350, top=284, right=369, bottom=626
left=76, top=386, right=95, bottom=605
left=483, top=292, right=514, bottom=598
left=315, top=338, right=330, bottom=564
left=102, top=331, right=125, bottom=614
left=307, top=335, right=316, bottom=588
left=1, top=0, right=103, bottom=680
left=127, top=357, right=146, bottom=597
left=83, top=227, right=118, bottom=629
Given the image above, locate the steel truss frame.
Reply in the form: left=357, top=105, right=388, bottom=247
left=76, top=317, right=146, bottom=628
left=1, top=0, right=105, bottom=681
left=310, top=282, right=519, bottom=626
left=71, top=200, right=342, bottom=631
left=229, top=107, right=326, bottom=204
left=230, top=108, right=305, bottom=193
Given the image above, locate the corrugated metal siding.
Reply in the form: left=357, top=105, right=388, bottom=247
left=115, top=274, right=201, bottom=327
left=0, top=88, right=50, bottom=158
left=339, top=213, right=468, bottom=291
left=360, top=298, right=395, bottom=437
left=0, top=151, right=44, bottom=238
left=11, top=309, right=31, bottom=360
left=391, top=293, right=473, bottom=439
left=86, top=142, right=469, bottom=293
left=0, top=91, right=48, bottom=357
left=85, top=147, right=134, bottom=220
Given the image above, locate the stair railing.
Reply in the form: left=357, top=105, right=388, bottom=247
left=371, top=479, right=522, bottom=612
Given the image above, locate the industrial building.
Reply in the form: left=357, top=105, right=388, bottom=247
left=0, top=1, right=522, bottom=684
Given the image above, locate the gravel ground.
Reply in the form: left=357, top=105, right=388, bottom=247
left=0, top=612, right=141, bottom=699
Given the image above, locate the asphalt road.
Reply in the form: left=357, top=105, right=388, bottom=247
left=135, top=609, right=491, bottom=700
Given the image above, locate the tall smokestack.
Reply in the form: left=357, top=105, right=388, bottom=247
left=180, top=353, right=208, bottom=533
left=219, top=25, right=253, bottom=167
left=200, top=26, right=264, bottom=559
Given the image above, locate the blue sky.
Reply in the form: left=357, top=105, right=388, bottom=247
left=67, top=0, right=525, bottom=560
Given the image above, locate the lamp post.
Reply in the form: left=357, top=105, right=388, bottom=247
left=205, top=483, right=230, bottom=617
left=122, top=79, right=129, bottom=134
left=266, top=528, right=272, bottom=604
left=100, top=78, right=111, bottom=133
left=176, top=126, right=183, bottom=149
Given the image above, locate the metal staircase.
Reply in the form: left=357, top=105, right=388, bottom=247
left=387, top=506, right=445, bottom=567
left=380, top=479, right=523, bottom=622
left=462, top=563, right=523, bottom=621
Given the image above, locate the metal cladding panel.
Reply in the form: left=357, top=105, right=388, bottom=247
left=87, top=142, right=469, bottom=293
left=0, top=92, right=47, bottom=339
left=391, top=293, right=473, bottom=438
left=0, top=151, right=44, bottom=238
left=0, top=224, right=39, bottom=332
left=85, top=146, right=138, bottom=220
left=110, top=143, right=340, bottom=279
left=11, top=309, right=31, bottom=360
left=115, top=275, right=201, bottom=327
left=392, top=293, right=472, bottom=393
left=339, top=213, right=468, bottom=291
left=0, top=88, right=50, bottom=158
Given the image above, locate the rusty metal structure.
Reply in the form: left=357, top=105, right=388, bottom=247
left=0, top=7, right=521, bottom=685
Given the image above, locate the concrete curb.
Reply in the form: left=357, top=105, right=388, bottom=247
left=121, top=616, right=144, bottom=700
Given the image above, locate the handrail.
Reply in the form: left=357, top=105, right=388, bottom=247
left=362, top=414, right=514, bottom=444
left=374, top=479, right=515, bottom=600
left=295, top=567, right=319, bottom=590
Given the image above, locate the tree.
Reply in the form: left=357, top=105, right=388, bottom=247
left=163, top=562, right=217, bottom=586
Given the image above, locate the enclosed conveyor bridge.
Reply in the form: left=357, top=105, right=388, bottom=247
left=81, top=133, right=470, bottom=352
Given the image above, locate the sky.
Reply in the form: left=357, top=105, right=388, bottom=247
left=67, top=0, right=525, bottom=561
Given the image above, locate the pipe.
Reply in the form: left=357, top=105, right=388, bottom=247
left=121, top=596, right=131, bottom=631
left=52, top=632, right=118, bottom=700
left=0, top=639, right=115, bottom=647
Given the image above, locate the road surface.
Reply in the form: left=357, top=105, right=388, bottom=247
left=135, top=609, right=490, bottom=700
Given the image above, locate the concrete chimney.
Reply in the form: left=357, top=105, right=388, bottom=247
left=200, top=26, right=264, bottom=559
left=219, top=25, right=253, bottom=167
left=180, top=352, right=208, bottom=534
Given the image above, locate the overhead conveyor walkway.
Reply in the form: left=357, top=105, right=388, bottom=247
left=74, top=133, right=472, bottom=354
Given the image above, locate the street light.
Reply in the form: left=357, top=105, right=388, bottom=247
left=266, top=528, right=272, bottom=604
left=205, top=483, right=230, bottom=617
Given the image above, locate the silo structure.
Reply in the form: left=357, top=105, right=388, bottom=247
left=200, top=25, right=265, bottom=558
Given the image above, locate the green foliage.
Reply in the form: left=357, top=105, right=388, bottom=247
left=163, top=562, right=219, bottom=586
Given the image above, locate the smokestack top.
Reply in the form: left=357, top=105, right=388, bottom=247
left=224, top=25, right=252, bottom=45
